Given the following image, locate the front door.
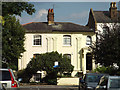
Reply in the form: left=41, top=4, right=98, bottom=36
left=86, top=53, right=92, bottom=70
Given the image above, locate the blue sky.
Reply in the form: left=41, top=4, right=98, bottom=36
left=18, top=2, right=119, bottom=25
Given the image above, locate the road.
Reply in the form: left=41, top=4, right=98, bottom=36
left=19, top=85, right=79, bottom=90
left=5, top=85, right=84, bottom=90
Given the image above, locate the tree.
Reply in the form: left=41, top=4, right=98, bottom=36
left=18, top=51, right=74, bottom=83
left=2, top=2, right=35, bottom=69
left=2, top=2, right=35, bottom=17
left=91, top=24, right=120, bottom=68
left=2, top=16, right=25, bottom=70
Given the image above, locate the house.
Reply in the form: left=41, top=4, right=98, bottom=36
left=18, top=2, right=119, bottom=77
left=87, top=2, right=120, bottom=34
left=18, top=8, right=96, bottom=76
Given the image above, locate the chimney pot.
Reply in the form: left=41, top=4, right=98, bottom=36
left=48, top=9, right=51, bottom=13
left=109, top=2, right=117, bottom=20
left=51, top=9, right=53, bottom=13
left=47, top=8, right=54, bottom=25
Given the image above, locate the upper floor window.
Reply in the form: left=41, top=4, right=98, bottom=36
left=103, top=26, right=109, bottom=35
left=33, top=35, right=42, bottom=45
left=86, top=36, right=92, bottom=45
left=63, top=35, right=71, bottom=46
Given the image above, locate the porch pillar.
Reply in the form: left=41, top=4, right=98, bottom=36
left=82, top=50, right=87, bottom=74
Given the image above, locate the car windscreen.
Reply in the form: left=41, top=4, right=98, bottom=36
left=109, top=78, right=120, bottom=88
left=0, top=71, right=11, bottom=81
left=86, top=74, right=103, bottom=82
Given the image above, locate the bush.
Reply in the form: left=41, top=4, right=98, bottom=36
left=42, top=71, right=57, bottom=85
left=17, top=51, right=74, bottom=84
left=17, top=69, right=32, bottom=83
left=94, top=66, right=118, bottom=75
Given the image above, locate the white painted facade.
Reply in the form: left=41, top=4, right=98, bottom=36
left=18, top=32, right=96, bottom=76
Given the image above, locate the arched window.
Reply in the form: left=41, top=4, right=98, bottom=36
left=86, top=36, right=92, bottom=45
left=63, top=35, right=71, bottom=46
left=33, top=35, right=42, bottom=45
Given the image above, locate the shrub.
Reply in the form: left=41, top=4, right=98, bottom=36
left=94, top=66, right=118, bottom=75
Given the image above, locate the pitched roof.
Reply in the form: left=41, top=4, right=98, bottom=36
left=23, top=22, right=94, bottom=33
left=93, top=11, right=120, bottom=23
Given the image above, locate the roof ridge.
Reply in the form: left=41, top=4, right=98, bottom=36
left=22, top=22, right=43, bottom=26
left=93, top=10, right=109, bottom=12
left=22, top=22, right=34, bottom=26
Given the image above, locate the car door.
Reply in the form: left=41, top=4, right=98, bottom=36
left=0, top=70, right=12, bottom=88
left=96, top=76, right=108, bottom=90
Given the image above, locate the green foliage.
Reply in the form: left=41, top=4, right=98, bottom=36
left=42, top=72, right=57, bottom=85
left=19, top=51, right=74, bottom=83
left=2, top=2, right=35, bottom=17
left=27, top=51, right=74, bottom=74
left=94, top=66, right=119, bottom=75
left=94, top=66, right=107, bottom=73
left=2, top=16, right=25, bottom=70
left=91, top=24, right=120, bottom=67
left=17, top=69, right=30, bottom=83
left=2, top=2, right=35, bottom=70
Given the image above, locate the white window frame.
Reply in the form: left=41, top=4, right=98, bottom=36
left=86, top=36, right=92, bottom=45
left=33, top=35, right=42, bottom=46
left=63, top=35, right=71, bottom=46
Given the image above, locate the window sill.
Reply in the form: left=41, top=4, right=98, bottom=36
left=32, top=45, right=42, bottom=47
left=63, top=45, right=72, bottom=47
left=86, top=44, right=91, bottom=46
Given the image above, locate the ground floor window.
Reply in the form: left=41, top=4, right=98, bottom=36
left=63, top=54, right=71, bottom=60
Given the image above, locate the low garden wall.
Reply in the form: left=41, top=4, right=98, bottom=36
left=57, top=77, right=79, bottom=85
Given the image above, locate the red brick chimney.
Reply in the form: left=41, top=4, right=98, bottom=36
left=47, top=9, right=54, bottom=25
left=109, top=2, right=117, bottom=20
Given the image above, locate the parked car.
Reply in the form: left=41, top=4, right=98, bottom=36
left=95, top=75, right=120, bottom=90
left=79, top=73, right=107, bottom=90
left=0, top=68, right=19, bottom=89
left=0, top=83, right=6, bottom=90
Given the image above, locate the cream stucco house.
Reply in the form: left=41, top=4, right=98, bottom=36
left=18, top=2, right=120, bottom=76
left=18, top=8, right=96, bottom=76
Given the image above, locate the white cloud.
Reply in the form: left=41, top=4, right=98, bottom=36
left=19, top=9, right=48, bottom=24
left=16, top=16, right=22, bottom=22
left=34, top=9, right=48, bottom=21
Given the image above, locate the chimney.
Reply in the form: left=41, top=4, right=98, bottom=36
left=47, top=9, right=54, bottom=25
left=109, top=2, right=117, bottom=20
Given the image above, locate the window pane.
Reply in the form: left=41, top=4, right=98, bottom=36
left=64, top=54, right=71, bottom=60
left=86, top=36, right=92, bottom=45
left=103, top=27, right=109, bottom=34
left=109, top=79, right=120, bottom=88
left=33, top=35, right=41, bottom=45
left=63, top=35, right=71, bottom=45
left=1, top=71, right=11, bottom=81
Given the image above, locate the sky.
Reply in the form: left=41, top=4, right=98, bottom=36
left=17, top=2, right=120, bottom=26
